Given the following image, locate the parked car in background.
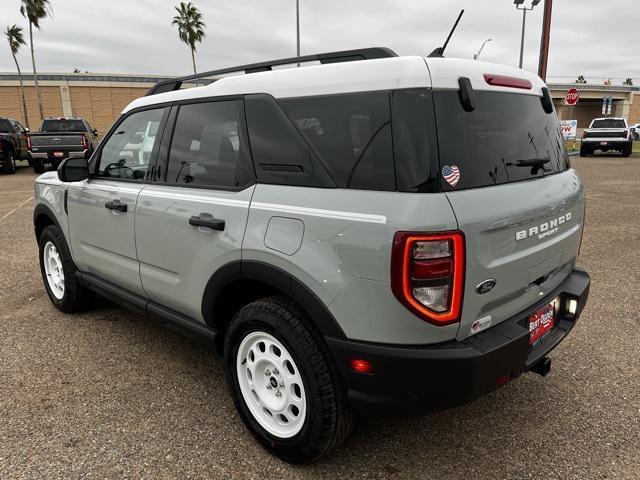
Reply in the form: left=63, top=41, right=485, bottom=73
left=28, top=117, right=98, bottom=173
left=581, top=117, right=633, bottom=157
left=629, top=123, right=640, bottom=140
left=0, top=117, right=31, bottom=174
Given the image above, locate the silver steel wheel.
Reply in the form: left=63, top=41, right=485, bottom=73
left=236, top=331, right=307, bottom=439
left=43, top=241, right=65, bottom=300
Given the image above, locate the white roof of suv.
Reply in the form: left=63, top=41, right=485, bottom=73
left=124, top=53, right=547, bottom=114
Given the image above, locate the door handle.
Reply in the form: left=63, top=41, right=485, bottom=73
left=105, top=199, right=128, bottom=212
left=189, top=213, right=225, bottom=231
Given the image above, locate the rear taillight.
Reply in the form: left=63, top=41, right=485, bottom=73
left=623, top=129, right=628, bottom=138
left=391, top=231, right=465, bottom=326
left=26, top=135, right=32, bottom=151
left=582, top=130, right=587, bottom=139
left=81, top=135, right=88, bottom=149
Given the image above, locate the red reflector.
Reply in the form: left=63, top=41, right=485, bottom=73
left=411, top=258, right=452, bottom=278
left=484, top=73, right=532, bottom=90
left=496, top=373, right=512, bottom=387
left=348, top=358, right=374, bottom=375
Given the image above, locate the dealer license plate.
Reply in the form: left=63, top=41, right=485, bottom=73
left=53, top=151, right=65, bottom=158
left=529, top=303, right=555, bottom=346
left=600, top=141, right=608, bottom=146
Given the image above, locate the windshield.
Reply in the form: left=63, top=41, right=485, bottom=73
left=41, top=119, right=86, bottom=132
left=591, top=119, right=626, bottom=129
left=433, top=90, right=569, bottom=191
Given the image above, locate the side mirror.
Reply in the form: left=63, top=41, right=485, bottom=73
left=57, top=157, right=90, bottom=182
left=24, top=127, right=30, bottom=133
left=92, top=128, right=98, bottom=136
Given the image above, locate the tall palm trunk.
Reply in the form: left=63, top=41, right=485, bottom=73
left=191, top=47, right=197, bottom=74
left=11, top=53, right=30, bottom=129
left=28, top=22, right=44, bottom=121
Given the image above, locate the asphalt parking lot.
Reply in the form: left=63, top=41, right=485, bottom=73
left=1, top=156, right=639, bottom=480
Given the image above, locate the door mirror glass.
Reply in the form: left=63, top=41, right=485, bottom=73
left=92, top=128, right=98, bottom=136
left=58, top=157, right=90, bottom=182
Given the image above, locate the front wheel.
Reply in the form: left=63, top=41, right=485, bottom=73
left=39, top=225, right=93, bottom=312
left=224, top=297, right=354, bottom=463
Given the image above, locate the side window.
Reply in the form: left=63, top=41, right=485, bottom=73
left=166, top=100, right=254, bottom=188
left=244, top=94, right=335, bottom=188
left=96, top=108, right=166, bottom=180
left=279, top=92, right=395, bottom=191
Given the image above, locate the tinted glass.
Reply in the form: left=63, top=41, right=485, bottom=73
left=279, top=92, right=394, bottom=191
left=0, top=119, right=12, bottom=133
left=97, top=108, right=166, bottom=180
left=245, top=94, right=334, bottom=188
left=591, top=119, right=626, bottom=128
left=433, top=91, right=569, bottom=191
left=166, top=101, right=253, bottom=188
left=392, top=90, right=439, bottom=193
left=41, top=119, right=87, bottom=132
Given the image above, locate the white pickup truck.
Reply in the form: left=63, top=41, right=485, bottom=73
left=581, top=117, right=633, bottom=157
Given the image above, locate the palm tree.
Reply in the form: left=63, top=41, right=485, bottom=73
left=172, top=2, right=206, bottom=74
left=20, top=0, right=52, bottom=122
left=4, top=25, right=29, bottom=129
left=575, top=75, right=587, bottom=84
left=623, top=78, right=634, bottom=86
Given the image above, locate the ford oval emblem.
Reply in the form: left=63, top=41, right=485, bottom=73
left=476, top=279, right=496, bottom=295
left=52, top=137, right=62, bottom=143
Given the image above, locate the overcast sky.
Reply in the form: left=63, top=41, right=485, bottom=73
left=1, top=0, right=638, bottom=84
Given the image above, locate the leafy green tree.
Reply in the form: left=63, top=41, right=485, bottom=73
left=20, top=0, right=52, bottom=121
left=623, top=78, right=633, bottom=86
left=172, top=2, right=206, bottom=74
left=575, top=75, right=587, bottom=84
left=4, top=25, right=29, bottom=128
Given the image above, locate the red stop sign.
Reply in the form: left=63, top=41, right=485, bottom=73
left=566, top=88, right=579, bottom=105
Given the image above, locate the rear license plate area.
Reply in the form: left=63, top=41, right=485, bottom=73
left=529, top=302, right=555, bottom=347
left=600, top=141, right=608, bottom=146
left=53, top=151, right=65, bottom=158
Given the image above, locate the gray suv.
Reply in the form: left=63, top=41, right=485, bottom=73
left=33, top=48, right=590, bottom=463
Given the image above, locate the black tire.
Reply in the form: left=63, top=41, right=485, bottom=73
left=623, top=144, right=632, bottom=157
left=224, top=296, right=354, bottom=463
left=3, top=149, right=16, bottom=174
left=32, top=157, right=45, bottom=173
left=579, top=145, right=589, bottom=157
left=38, top=225, right=93, bottom=312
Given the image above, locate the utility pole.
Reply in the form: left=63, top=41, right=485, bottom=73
left=474, top=38, right=492, bottom=60
left=538, top=0, right=553, bottom=81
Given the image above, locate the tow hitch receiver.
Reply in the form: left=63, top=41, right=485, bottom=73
left=530, top=356, right=552, bottom=377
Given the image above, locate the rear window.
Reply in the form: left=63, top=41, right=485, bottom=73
left=433, top=90, right=569, bottom=191
left=591, top=119, right=626, bottom=129
left=0, top=119, right=12, bottom=133
left=41, top=119, right=86, bottom=132
left=279, top=92, right=395, bottom=191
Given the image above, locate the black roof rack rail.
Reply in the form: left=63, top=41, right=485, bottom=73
left=146, top=47, right=397, bottom=96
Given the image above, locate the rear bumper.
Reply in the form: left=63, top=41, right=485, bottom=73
left=582, top=139, right=631, bottom=147
left=30, top=150, right=89, bottom=162
left=326, top=267, right=590, bottom=414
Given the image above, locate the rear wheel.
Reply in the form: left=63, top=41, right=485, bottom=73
left=3, top=150, right=16, bottom=174
left=224, top=296, right=354, bottom=463
left=579, top=145, right=589, bottom=157
left=32, top=157, right=45, bottom=173
left=623, top=144, right=632, bottom=157
left=39, top=225, right=93, bottom=312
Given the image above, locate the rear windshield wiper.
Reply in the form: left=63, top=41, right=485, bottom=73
left=509, top=157, right=551, bottom=167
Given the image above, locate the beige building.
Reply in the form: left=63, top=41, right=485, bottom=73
left=1, top=73, right=639, bottom=136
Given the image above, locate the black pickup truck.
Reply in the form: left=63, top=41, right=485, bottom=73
left=28, top=117, right=98, bottom=173
left=0, top=117, right=30, bottom=174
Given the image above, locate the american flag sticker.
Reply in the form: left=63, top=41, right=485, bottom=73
left=442, top=165, right=461, bottom=187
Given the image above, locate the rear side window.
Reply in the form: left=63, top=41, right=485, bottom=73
left=433, top=90, right=569, bottom=191
left=591, top=119, right=626, bottom=128
left=41, top=119, right=87, bottom=132
left=166, top=101, right=254, bottom=189
left=279, top=92, right=395, bottom=191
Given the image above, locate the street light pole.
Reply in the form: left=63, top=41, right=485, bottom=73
left=514, top=0, right=541, bottom=69
left=474, top=38, right=492, bottom=60
left=296, top=0, right=300, bottom=57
